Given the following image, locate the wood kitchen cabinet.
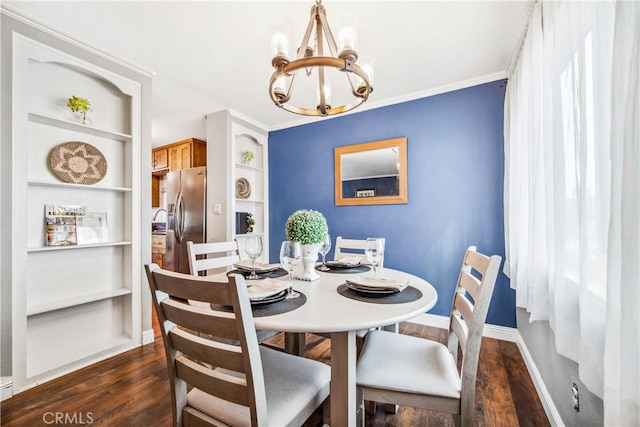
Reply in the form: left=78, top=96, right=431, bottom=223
left=151, top=138, right=206, bottom=206
left=167, top=138, right=206, bottom=172
left=151, top=175, right=160, bottom=207
left=151, top=252, right=165, bottom=269
left=152, top=147, right=168, bottom=171
left=152, top=234, right=166, bottom=269
left=151, top=138, right=205, bottom=173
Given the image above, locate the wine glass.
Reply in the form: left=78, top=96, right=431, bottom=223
left=244, top=235, right=263, bottom=280
left=279, top=240, right=302, bottom=298
left=364, top=237, right=385, bottom=278
left=318, top=233, right=332, bottom=271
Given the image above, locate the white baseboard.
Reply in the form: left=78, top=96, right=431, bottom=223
left=142, top=328, right=155, bottom=345
left=1, top=376, right=13, bottom=401
left=407, top=313, right=519, bottom=342
left=516, top=333, right=564, bottom=427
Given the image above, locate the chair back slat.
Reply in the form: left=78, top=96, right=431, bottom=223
left=450, top=314, right=468, bottom=356
left=176, top=356, right=251, bottom=407
left=464, top=249, right=491, bottom=276
left=334, top=236, right=386, bottom=267
left=152, top=269, right=234, bottom=304
left=170, top=328, right=245, bottom=373
left=453, top=292, right=474, bottom=333
left=161, top=299, right=240, bottom=340
left=144, top=264, right=268, bottom=426
left=458, top=271, right=481, bottom=301
left=187, top=240, right=241, bottom=276
left=192, top=255, right=240, bottom=273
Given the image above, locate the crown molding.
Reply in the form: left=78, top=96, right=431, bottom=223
left=1, top=5, right=155, bottom=78
left=269, top=71, right=508, bottom=132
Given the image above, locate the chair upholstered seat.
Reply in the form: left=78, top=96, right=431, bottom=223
left=356, top=329, right=461, bottom=399
left=188, top=346, right=330, bottom=427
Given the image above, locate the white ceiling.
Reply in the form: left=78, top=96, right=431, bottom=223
left=5, top=1, right=529, bottom=146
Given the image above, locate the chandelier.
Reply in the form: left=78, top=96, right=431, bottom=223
left=268, top=0, right=374, bottom=117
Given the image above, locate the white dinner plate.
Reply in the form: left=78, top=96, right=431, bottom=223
left=250, top=289, right=287, bottom=306
left=234, top=262, right=281, bottom=274
left=345, top=275, right=408, bottom=292
left=345, top=282, right=400, bottom=295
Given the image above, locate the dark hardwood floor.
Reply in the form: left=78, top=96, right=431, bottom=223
left=1, top=322, right=549, bottom=427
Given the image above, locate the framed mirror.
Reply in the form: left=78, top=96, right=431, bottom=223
left=334, top=137, right=408, bottom=206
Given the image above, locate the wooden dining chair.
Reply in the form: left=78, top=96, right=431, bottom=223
left=334, top=236, right=385, bottom=268
left=145, top=264, right=331, bottom=426
left=186, top=240, right=280, bottom=344
left=355, top=246, right=501, bottom=427
left=186, top=240, right=240, bottom=276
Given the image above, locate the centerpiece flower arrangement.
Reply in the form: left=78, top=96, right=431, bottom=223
left=285, top=209, right=328, bottom=281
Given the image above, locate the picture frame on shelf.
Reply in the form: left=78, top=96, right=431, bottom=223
left=76, top=212, right=109, bottom=244
left=44, top=204, right=86, bottom=246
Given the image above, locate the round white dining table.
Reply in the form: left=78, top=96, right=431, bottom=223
left=252, top=267, right=438, bottom=427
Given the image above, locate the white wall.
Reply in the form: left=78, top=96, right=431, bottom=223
left=517, top=308, right=604, bottom=426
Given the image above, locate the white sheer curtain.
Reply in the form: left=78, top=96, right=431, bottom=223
left=604, top=1, right=640, bottom=425
left=505, top=1, right=639, bottom=420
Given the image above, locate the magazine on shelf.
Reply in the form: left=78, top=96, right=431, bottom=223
left=44, top=204, right=86, bottom=246
left=76, top=212, right=109, bottom=244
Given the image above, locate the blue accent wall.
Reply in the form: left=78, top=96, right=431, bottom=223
left=268, top=80, right=515, bottom=327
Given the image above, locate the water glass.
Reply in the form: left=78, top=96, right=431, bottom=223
left=364, top=237, right=385, bottom=277
left=244, top=235, right=263, bottom=280
left=318, top=233, right=332, bottom=271
left=279, top=240, right=302, bottom=298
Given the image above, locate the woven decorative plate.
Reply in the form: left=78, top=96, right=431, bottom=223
left=49, top=141, right=107, bottom=185
left=235, top=177, right=251, bottom=199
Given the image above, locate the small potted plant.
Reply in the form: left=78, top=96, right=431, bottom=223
left=241, top=150, right=254, bottom=165
left=285, top=209, right=328, bottom=281
left=246, top=213, right=255, bottom=233
left=66, top=95, right=92, bottom=125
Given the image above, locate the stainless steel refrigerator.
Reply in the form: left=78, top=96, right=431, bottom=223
left=165, top=166, right=206, bottom=274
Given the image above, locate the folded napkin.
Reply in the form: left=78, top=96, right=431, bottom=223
left=345, top=275, right=408, bottom=292
left=330, top=256, right=363, bottom=266
left=233, top=261, right=279, bottom=272
left=246, top=278, right=289, bottom=300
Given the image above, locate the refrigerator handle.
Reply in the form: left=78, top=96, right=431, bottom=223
left=176, top=192, right=185, bottom=242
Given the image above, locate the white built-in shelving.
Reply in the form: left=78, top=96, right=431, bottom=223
left=205, top=110, right=269, bottom=262
left=9, top=33, right=144, bottom=392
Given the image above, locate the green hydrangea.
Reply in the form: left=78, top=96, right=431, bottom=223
left=285, top=209, right=328, bottom=245
left=66, top=96, right=91, bottom=113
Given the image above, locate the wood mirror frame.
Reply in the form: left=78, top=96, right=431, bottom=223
left=334, top=137, right=408, bottom=206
